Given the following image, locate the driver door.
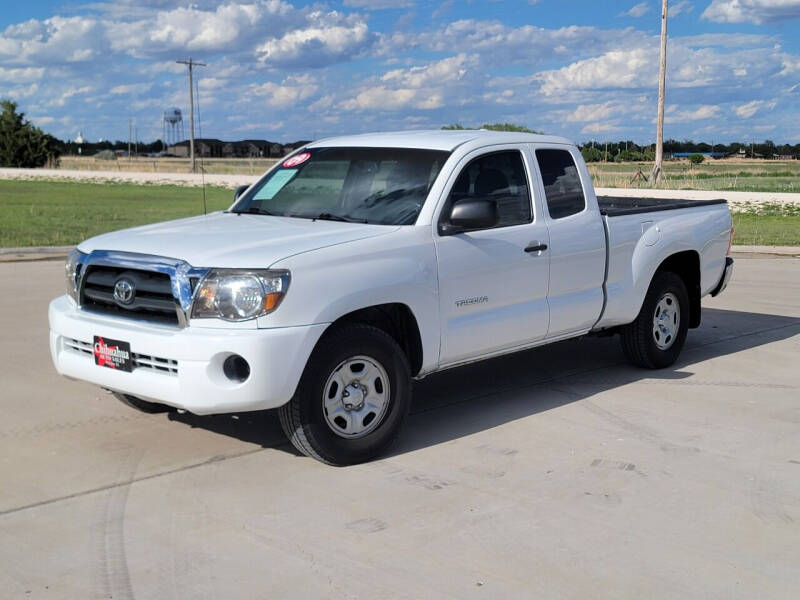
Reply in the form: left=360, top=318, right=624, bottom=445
left=434, top=147, right=551, bottom=366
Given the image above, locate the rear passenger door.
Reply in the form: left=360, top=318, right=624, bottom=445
left=434, top=147, right=550, bottom=365
left=531, top=145, right=606, bottom=337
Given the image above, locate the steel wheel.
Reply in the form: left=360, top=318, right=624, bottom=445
left=652, top=291, right=680, bottom=350
left=322, top=355, right=391, bottom=439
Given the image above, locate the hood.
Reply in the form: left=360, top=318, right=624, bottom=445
left=77, top=211, right=399, bottom=268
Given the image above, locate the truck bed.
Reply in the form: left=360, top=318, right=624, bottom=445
left=597, top=196, right=727, bottom=217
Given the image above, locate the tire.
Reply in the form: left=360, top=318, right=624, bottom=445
left=278, top=323, right=412, bottom=466
left=620, top=271, right=689, bottom=369
left=112, top=392, right=175, bottom=414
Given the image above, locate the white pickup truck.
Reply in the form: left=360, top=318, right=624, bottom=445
left=49, top=130, right=734, bottom=465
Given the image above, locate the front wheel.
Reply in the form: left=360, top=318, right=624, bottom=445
left=278, top=324, right=412, bottom=466
left=620, top=271, right=689, bottom=369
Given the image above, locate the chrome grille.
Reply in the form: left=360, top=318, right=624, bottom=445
left=80, top=265, right=179, bottom=326
left=63, top=338, right=178, bottom=375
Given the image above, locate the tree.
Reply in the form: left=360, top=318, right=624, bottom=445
left=441, top=122, right=543, bottom=133
left=480, top=123, right=542, bottom=133
left=688, top=153, right=705, bottom=165
left=581, top=146, right=603, bottom=163
left=0, top=100, right=61, bottom=168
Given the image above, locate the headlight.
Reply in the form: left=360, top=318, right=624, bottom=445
left=191, top=270, right=290, bottom=321
left=65, top=248, right=86, bottom=303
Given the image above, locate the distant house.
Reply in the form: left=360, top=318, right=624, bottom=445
left=167, top=138, right=298, bottom=158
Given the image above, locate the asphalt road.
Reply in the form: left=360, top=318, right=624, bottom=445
left=1, top=256, right=798, bottom=599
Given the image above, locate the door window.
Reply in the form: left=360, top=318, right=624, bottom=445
left=444, top=151, right=532, bottom=229
left=535, top=149, right=586, bottom=219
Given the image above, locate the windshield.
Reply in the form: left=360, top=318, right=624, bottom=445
left=231, top=147, right=450, bottom=225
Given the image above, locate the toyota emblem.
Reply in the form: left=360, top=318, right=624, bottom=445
left=113, top=278, right=136, bottom=305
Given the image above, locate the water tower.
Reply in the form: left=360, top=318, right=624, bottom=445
left=162, top=108, right=184, bottom=152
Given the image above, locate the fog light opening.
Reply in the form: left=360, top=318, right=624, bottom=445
left=223, top=354, right=250, bottom=383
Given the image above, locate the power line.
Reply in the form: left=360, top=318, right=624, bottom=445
left=176, top=58, right=207, bottom=173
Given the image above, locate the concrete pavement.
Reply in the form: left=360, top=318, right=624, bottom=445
left=0, top=258, right=798, bottom=599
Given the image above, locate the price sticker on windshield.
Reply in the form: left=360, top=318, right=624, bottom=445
left=283, top=152, right=310, bottom=168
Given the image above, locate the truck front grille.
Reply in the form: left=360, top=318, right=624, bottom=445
left=80, top=265, right=179, bottom=326
left=63, top=338, right=179, bottom=375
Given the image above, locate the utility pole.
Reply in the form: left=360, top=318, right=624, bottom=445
left=652, top=0, right=669, bottom=183
left=177, top=58, right=207, bottom=172
left=128, top=119, right=132, bottom=162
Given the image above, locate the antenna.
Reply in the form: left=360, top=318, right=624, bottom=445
left=195, top=76, right=207, bottom=216
left=176, top=57, right=207, bottom=173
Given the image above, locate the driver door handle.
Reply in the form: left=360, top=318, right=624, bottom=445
left=525, top=243, right=548, bottom=253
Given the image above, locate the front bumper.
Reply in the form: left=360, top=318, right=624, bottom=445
left=49, top=295, right=327, bottom=415
left=710, top=257, right=734, bottom=297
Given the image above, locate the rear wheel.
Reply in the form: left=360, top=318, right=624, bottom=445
left=112, top=392, right=175, bottom=414
left=620, top=271, right=689, bottom=369
left=278, top=323, right=412, bottom=466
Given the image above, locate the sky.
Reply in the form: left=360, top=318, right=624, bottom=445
left=1, top=0, right=799, bottom=145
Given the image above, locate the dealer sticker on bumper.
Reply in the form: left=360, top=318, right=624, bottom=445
left=93, top=336, right=133, bottom=372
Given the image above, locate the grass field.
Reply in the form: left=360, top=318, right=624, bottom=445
left=0, top=179, right=798, bottom=247
left=730, top=203, right=800, bottom=246
left=589, top=159, right=800, bottom=193
left=0, top=180, right=232, bottom=247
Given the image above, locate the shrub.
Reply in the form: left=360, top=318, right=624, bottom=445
left=94, top=150, right=117, bottom=160
left=688, top=154, right=705, bottom=165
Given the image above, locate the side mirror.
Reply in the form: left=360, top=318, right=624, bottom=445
left=440, top=198, right=499, bottom=235
left=233, top=184, right=250, bottom=202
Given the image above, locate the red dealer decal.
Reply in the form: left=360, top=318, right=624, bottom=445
left=282, top=152, right=311, bottom=168
left=93, top=336, right=133, bottom=372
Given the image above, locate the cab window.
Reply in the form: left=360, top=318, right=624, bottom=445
left=444, top=151, right=532, bottom=229
left=535, top=149, right=586, bottom=219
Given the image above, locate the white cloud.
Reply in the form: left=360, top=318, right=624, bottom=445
left=49, top=85, right=93, bottom=107
left=534, top=40, right=787, bottom=97
left=337, top=55, right=476, bottom=112
left=664, top=104, right=720, bottom=123
left=734, top=99, right=776, bottom=117
left=0, top=16, right=104, bottom=65
left=343, top=0, right=414, bottom=8
left=565, top=101, right=625, bottom=122
left=381, top=53, right=473, bottom=87
left=669, top=1, right=694, bottom=16
left=109, top=83, right=152, bottom=95
left=620, top=3, right=650, bottom=18
left=581, top=121, right=620, bottom=134
left=702, top=0, right=800, bottom=24
left=0, top=66, right=44, bottom=83
left=249, top=74, right=320, bottom=107
left=256, top=11, right=372, bottom=68
left=536, top=48, right=655, bottom=95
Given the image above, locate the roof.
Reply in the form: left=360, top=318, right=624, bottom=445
left=306, top=130, right=573, bottom=152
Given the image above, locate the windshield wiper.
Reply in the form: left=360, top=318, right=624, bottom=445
left=312, top=212, right=368, bottom=224
left=230, top=206, right=283, bottom=216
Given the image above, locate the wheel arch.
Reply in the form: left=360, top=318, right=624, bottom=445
left=654, top=250, right=701, bottom=328
left=321, top=303, right=424, bottom=376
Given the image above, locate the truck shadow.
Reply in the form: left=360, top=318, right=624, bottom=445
left=168, top=307, right=800, bottom=458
